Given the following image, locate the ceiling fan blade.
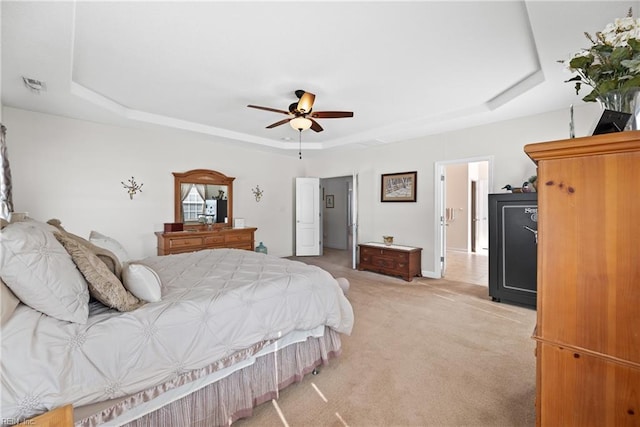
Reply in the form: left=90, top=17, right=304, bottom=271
left=309, top=118, right=324, bottom=132
left=310, top=111, right=354, bottom=119
left=266, top=118, right=292, bottom=129
left=297, top=92, right=316, bottom=113
left=247, top=105, right=290, bottom=115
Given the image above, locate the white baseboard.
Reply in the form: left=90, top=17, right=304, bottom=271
left=421, top=270, right=440, bottom=279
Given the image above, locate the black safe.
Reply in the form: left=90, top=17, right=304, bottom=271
left=488, top=193, right=537, bottom=308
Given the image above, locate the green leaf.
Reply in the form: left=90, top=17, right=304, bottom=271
left=611, top=46, right=632, bottom=65
left=621, top=74, right=640, bottom=89
left=583, top=88, right=599, bottom=102
left=565, top=75, right=583, bottom=83
left=629, top=38, right=640, bottom=51
left=597, top=80, right=619, bottom=93
left=574, top=81, right=582, bottom=95
left=621, top=58, right=640, bottom=73
left=569, top=55, right=593, bottom=69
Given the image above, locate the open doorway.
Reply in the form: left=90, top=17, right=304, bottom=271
left=320, top=175, right=355, bottom=267
left=436, top=158, right=491, bottom=286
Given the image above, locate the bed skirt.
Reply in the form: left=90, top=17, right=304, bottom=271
left=76, top=327, right=342, bottom=426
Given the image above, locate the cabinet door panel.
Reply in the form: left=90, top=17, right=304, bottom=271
left=538, top=152, right=640, bottom=362
left=538, top=343, right=640, bottom=426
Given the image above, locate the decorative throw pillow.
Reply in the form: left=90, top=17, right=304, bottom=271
left=0, top=221, right=89, bottom=323
left=54, top=233, right=142, bottom=312
left=122, top=263, right=162, bottom=302
left=1, top=278, right=20, bottom=327
left=47, top=219, right=123, bottom=280
left=89, top=230, right=130, bottom=264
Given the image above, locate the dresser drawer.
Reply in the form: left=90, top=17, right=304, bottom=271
left=225, top=233, right=252, bottom=243
left=204, top=235, right=225, bottom=245
left=156, top=228, right=256, bottom=256
left=169, top=237, right=202, bottom=249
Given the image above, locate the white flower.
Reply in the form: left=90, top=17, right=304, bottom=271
left=600, top=17, right=640, bottom=46
left=561, top=8, right=640, bottom=102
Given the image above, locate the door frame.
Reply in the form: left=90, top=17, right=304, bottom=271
left=434, top=156, right=493, bottom=279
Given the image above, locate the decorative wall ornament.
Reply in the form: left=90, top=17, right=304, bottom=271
left=121, top=176, right=143, bottom=200
left=251, top=185, right=264, bottom=202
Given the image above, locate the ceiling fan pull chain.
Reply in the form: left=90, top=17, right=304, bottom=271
left=299, top=129, right=302, bottom=160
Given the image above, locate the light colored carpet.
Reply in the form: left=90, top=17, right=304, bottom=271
left=235, top=249, right=537, bottom=427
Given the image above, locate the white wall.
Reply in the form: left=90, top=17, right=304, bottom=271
left=304, top=103, right=601, bottom=276
left=2, top=102, right=601, bottom=269
left=3, top=107, right=302, bottom=259
left=322, top=176, right=350, bottom=250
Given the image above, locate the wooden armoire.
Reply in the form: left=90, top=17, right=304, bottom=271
left=524, top=131, right=640, bottom=426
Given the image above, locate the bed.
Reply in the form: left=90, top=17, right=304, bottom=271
left=0, top=218, right=354, bottom=426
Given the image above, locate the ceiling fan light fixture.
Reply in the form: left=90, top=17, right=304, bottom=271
left=296, top=92, right=315, bottom=113
left=290, top=117, right=312, bottom=131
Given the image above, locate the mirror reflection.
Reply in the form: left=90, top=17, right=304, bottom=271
left=173, top=169, right=235, bottom=229
left=181, top=183, right=228, bottom=223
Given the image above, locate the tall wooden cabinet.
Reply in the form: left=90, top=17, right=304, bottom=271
left=524, top=131, right=640, bottom=426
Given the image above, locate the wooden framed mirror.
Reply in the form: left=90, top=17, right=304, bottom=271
left=173, top=169, right=234, bottom=229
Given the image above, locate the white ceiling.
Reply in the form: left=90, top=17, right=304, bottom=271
left=2, top=1, right=637, bottom=153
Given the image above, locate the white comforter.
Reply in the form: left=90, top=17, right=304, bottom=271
left=0, top=249, right=354, bottom=422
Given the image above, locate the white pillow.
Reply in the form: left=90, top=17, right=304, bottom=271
left=89, top=231, right=130, bottom=264
left=1, top=278, right=20, bottom=327
left=0, top=222, right=90, bottom=323
left=122, top=263, right=162, bottom=302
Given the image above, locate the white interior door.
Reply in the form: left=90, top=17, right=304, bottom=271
left=295, top=177, right=320, bottom=256
left=439, top=170, right=447, bottom=276
left=351, top=171, right=358, bottom=269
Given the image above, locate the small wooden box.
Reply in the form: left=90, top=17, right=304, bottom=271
left=164, top=222, right=183, bottom=232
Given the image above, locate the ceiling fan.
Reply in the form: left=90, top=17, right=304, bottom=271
left=247, top=90, right=353, bottom=132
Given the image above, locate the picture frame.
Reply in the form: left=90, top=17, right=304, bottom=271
left=326, top=194, right=335, bottom=208
left=381, top=171, right=417, bottom=202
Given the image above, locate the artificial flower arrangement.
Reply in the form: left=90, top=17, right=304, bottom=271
left=561, top=8, right=640, bottom=102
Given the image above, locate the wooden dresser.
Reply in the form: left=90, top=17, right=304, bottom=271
left=525, top=131, right=640, bottom=426
left=156, top=227, right=257, bottom=255
left=358, top=242, right=422, bottom=281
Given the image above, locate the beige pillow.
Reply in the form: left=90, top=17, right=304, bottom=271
left=1, top=278, right=20, bottom=326
left=47, top=219, right=123, bottom=280
left=54, top=233, right=142, bottom=312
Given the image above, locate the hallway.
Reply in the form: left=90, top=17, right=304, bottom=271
left=443, top=250, right=488, bottom=286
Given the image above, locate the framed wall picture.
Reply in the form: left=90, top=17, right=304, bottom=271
left=326, top=194, right=335, bottom=208
left=381, top=171, right=417, bottom=202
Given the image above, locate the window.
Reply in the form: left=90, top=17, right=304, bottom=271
left=182, top=185, right=205, bottom=221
